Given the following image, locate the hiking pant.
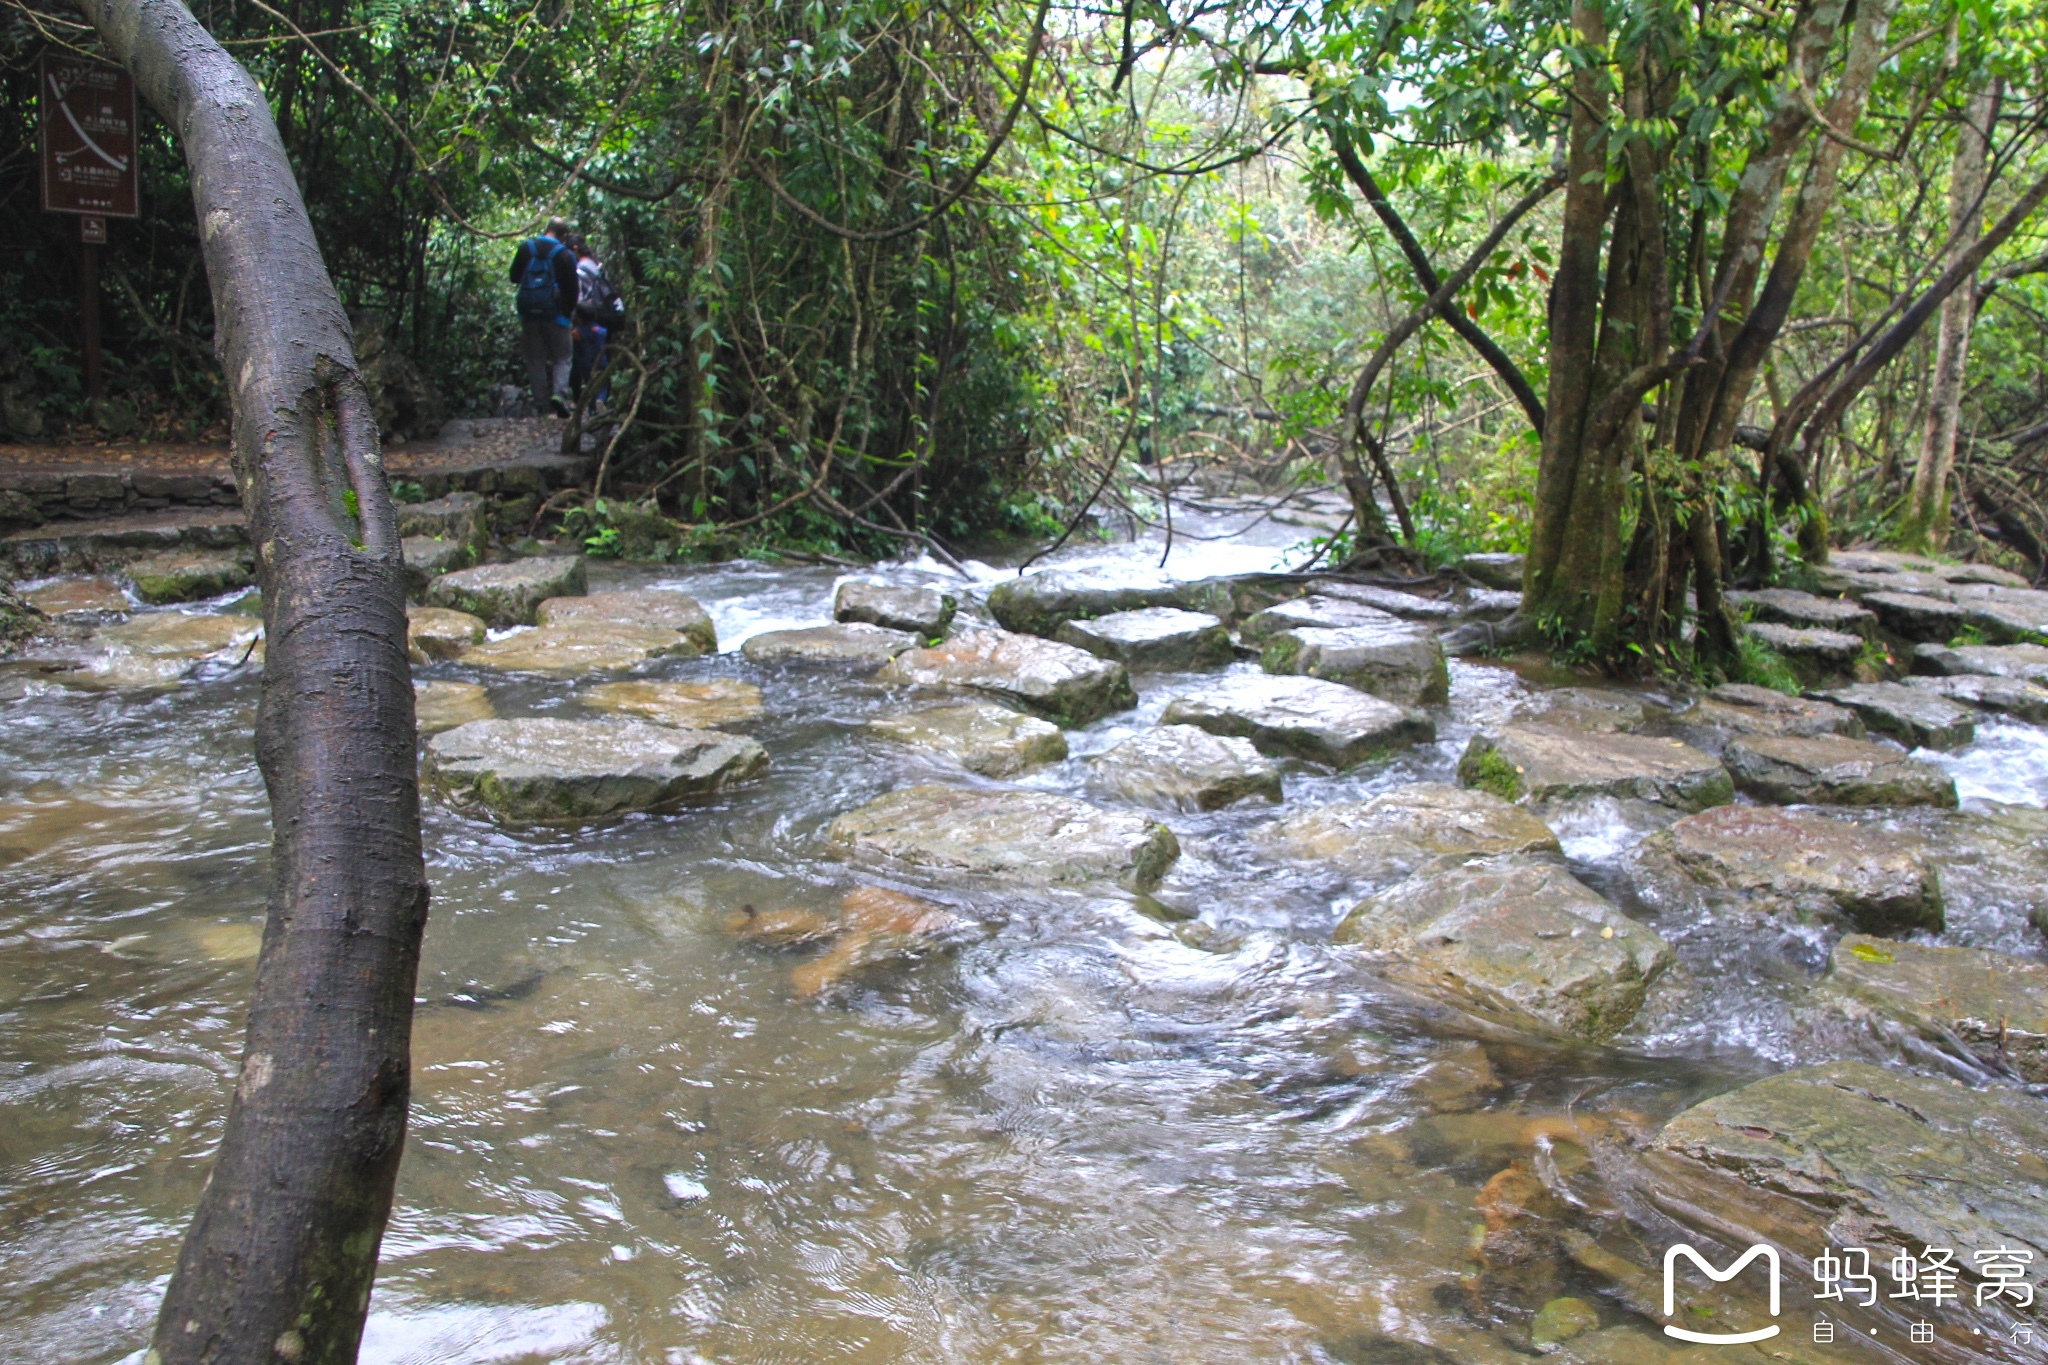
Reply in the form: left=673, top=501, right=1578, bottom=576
left=521, top=317, right=572, bottom=410
left=572, top=324, right=610, bottom=404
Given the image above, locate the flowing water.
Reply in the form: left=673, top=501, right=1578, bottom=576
left=2, top=505, right=2044, bottom=1364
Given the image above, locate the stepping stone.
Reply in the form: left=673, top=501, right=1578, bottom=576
left=1318, top=582, right=1459, bottom=619
left=1260, top=621, right=1450, bottom=707
left=426, top=556, right=586, bottom=627
left=874, top=629, right=1135, bottom=727
left=537, top=589, right=716, bottom=654
left=756, top=887, right=965, bottom=999
left=583, top=679, right=764, bottom=728
left=125, top=549, right=253, bottom=604
left=1462, top=587, right=1522, bottom=617
left=1239, top=594, right=1398, bottom=641
left=1682, top=683, right=1864, bottom=740
left=1905, top=672, right=2048, bottom=723
left=1458, top=552, right=1524, bottom=590
left=1825, top=935, right=2048, bottom=1082
left=424, top=717, right=766, bottom=824
left=1159, top=672, right=1434, bottom=768
left=1054, top=607, right=1232, bottom=671
left=1742, top=621, right=1862, bottom=672
left=741, top=622, right=918, bottom=667
left=395, top=491, right=488, bottom=556
left=1457, top=726, right=1732, bottom=811
left=1087, top=725, right=1281, bottom=812
left=413, top=679, right=494, bottom=734
left=459, top=622, right=698, bottom=675
left=865, top=702, right=1067, bottom=777
left=63, top=612, right=262, bottom=687
left=407, top=605, right=485, bottom=663
left=1515, top=687, right=1650, bottom=733
left=23, top=576, right=127, bottom=615
left=1264, top=783, right=1558, bottom=885
left=985, top=566, right=1186, bottom=637
left=826, top=783, right=1179, bottom=890
left=1721, top=734, right=1956, bottom=807
left=833, top=579, right=955, bottom=636
left=1628, top=805, right=1942, bottom=932
left=1954, top=584, right=2048, bottom=643
left=1333, top=858, right=1672, bottom=1042
left=1809, top=681, right=1975, bottom=750
left=1729, top=587, right=1875, bottom=636
left=1860, top=589, right=1966, bottom=642
left=1911, top=640, right=2048, bottom=682
left=401, top=535, right=475, bottom=596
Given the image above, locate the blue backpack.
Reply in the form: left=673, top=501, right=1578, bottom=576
left=515, top=237, right=568, bottom=319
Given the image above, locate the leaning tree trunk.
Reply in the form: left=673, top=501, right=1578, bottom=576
left=75, top=1, right=429, bottom=1362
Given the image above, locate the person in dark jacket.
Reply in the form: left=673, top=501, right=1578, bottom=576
left=509, top=217, right=580, bottom=416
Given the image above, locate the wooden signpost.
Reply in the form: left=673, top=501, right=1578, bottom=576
left=39, top=52, right=139, bottom=402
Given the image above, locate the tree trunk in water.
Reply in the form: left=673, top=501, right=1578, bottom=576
left=1902, top=80, right=1998, bottom=551
left=74, top=1, right=430, bottom=1361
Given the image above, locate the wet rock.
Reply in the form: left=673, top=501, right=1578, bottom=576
left=413, top=679, right=494, bottom=734
left=65, top=612, right=261, bottom=688
left=1055, top=607, right=1232, bottom=671
left=1910, top=640, right=2048, bottom=682
left=1680, top=683, right=1864, bottom=740
left=401, top=535, right=475, bottom=595
left=1240, top=593, right=1398, bottom=641
left=537, top=589, right=716, bottom=654
left=833, top=579, right=955, bottom=636
left=1730, top=587, right=1875, bottom=636
left=23, top=577, right=127, bottom=616
left=395, top=491, right=488, bottom=557
left=787, top=887, right=963, bottom=997
left=1333, top=858, right=1673, bottom=1042
left=741, top=622, right=918, bottom=667
left=1172, top=572, right=1307, bottom=626
left=1260, top=621, right=1450, bottom=708
left=1639, top=1060, right=2048, bottom=1311
left=866, top=702, right=1067, bottom=777
left=1955, top=584, right=2048, bottom=642
left=1460, top=552, right=1524, bottom=591
left=1457, top=727, right=1732, bottom=812
left=1319, top=581, right=1460, bottom=619
left=1721, top=734, right=1956, bottom=807
left=1742, top=622, right=1862, bottom=673
left=1473, top=1162, right=1572, bottom=1310
left=1808, top=681, right=1975, bottom=750
left=426, top=556, right=587, bottom=627
left=985, top=566, right=1186, bottom=637
left=1087, top=724, right=1281, bottom=812
left=424, top=717, right=767, bottom=824
left=724, top=903, right=838, bottom=949
left=874, top=628, right=1136, bottom=727
left=459, top=622, right=697, bottom=675
left=1463, top=587, right=1523, bottom=618
left=1531, top=1297, right=1600, bottom=1347
left=1628, top=806, right=1942, bottom=933
left=1904, top=672, right=2048, bottom=723
left=826, top=783, right=1178, bottom=890
left=406, top=605, right=486, bottom=663
left=582, top=679, right=764, bottom=728
left=125, top=549, right=253, bottom=604
left=1934, top=803, right=2048, bottom=938
left=1825, top=935, right=2048, bottom=1082
left=1159, top=672, right=1434, bottom=768
left=1516, top=687, right=1650, bottom=733
left=1860, top=589, right=1966, bottom=642
left=1264, top=783, right=1559, bottom=885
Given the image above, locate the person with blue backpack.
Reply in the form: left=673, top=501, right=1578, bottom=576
left=508, top=217, right=581, bottom=417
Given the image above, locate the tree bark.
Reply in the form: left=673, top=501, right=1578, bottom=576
left=74, top=1, right=430, bottom=1362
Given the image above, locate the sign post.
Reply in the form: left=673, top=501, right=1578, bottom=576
left=39, top=53, right=139, bottom=403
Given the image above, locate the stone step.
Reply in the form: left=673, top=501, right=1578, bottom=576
left=1, top=507, right=248, bottom=576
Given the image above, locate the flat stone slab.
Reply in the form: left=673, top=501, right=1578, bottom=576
left=426, top=556, right=587, bottom=627
left=1730, top=587, right=1875, bottom=635
left=1459, top=552, right=1524, bottom=590
left=23, top=577, right=128, bottom=615
left=833, top=579, right=955, bottom=636
left=1629, top=805, right=1942, bottom=932
left=826, top=783, right=1179, bottom=890
left=60, top=612, right=262, bottom=687
left=985, top=566, right=1187, bottom=637
left=1159, top=672, right=1433, bottom=768
left=414, top=679, right=494, bottom=734
left=1239, top=594, right=1398, bottom=641
left=1826, top=935, right=2048, bottom=1083
left=1861, top=589, right=1967, bottom=641
left=874, top=628, right=1135, bottom=727
left=1683, top=683, right=1864, bottom=740
left=1809, top=681, right=1975, bottom=750
left=1462, top=587, right=1521, bottom=618
left=1264, top=783, right=1558, bottom=886
left=1830, top=548, right=2028, bottom=585
left=1087, top=725, right=1281, bottom=812
left=1055, top=607, right=1232, bottom=671
left=1954, top=583, right=2048, bottom=642
left=407, top=606, right=486, bottom=663
left=1514, top=687, right=1650, bottom=733
left=1260, top=621, right=1449, bottom=707
left=1743, top=621, right=1862, bottom=666
left=1722, top=734, right=1956, bottom=807
left=741, top=622, right=918, bottom=667
left=582, top=679, right=764, bottom=728
left=1911, top=640, right=2048, bottom=682
left=401, top=535, right=475, bottom=595
left=1318, top=582, right=1459, bottom=619
left=1334, top=858, right=1673, bottom=1042
left=1905, top=672, right=2048, bottom=723
left=537, top=589, right=716, bottom=654
left=459, top=622, right=697, bottom=675
left=424, top=717, right=766, bottom=824
left=395, top=491, right=488, bottom=555
left=1457, top=726, right=1732, bottom=811
left=125, top=548, right=253, bottom=604
left=866, top=702, right=1067, bottom=777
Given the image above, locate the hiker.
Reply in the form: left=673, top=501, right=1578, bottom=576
left=509, top=217, right=580, bottom=416
left=570, top=236, right=625, bottom=408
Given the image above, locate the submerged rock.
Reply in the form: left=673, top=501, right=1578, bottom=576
left=1514, top=687, right=1650, bottom=734
left=1931, top=803, right=2048, bottom=937
left=1722, top=734, right=1957, bottom=807
left=1910, top=640, right=2048, bottom=682
left=582, top=679, right=764, bottom=728
left=126, top=549, right=253, bottom=605
left=1457, top=726, right=1732, bottom=812
left=728, top=887, right=963, bottom=997
left=741, top=622, right=918, bottom=667
left=1679, top=683, right=1864, bottom=741
left=1087, top=724, right=1281, bottom=812
left=985, top=566, right=1187, bottom=637
left=1825, top=935, right=2048, bottom=1083
left=833, top=579, right=955, bottom=636
left=1055, top=607, right=1232, bottom=671
left=1259, top=621, right=1450, bottom=707
left=1628, top=806, right=1942, bottom=933
left=538, top=589, right=717, bottom=654
left=24, top=577, right=127, bottom=616
left=1809, top=681, right=1975, bottom=750
left=1905, top=672, right=2048, bottom=723
left=424, top=717, right=766, bottom=824
left=866, top=702, right=1067, bottom=777
left=826, top=783, right=1178, bottom=890
left=1160, top=672, right=1434, bottom=768
left=1730, top=586, right=1876, bottom=636
left=874, top=629, right=1136, bottom=727
left=1239, top=593, right=1398, bottom=641
left=426, top=556, right=587, bottom=627
left=407, top=605, right=486, bottom=663
left=413, top=679, right=494, bottom=734
left=459, top=622, right=696, bottom=675
left=1334, top=858, right=1673, bottom=1042
left=1265, top=783, right=1559, bottom=886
